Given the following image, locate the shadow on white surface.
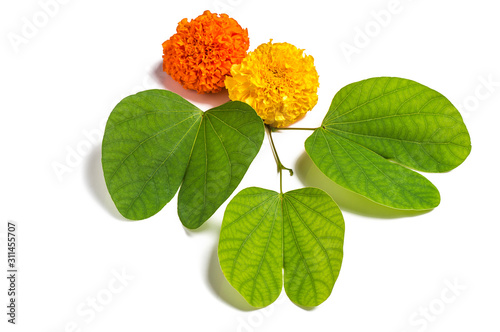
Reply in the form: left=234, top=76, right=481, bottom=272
left=182, top=218, right=220, bottom=236
left=152, top=61, right=231, bottom=109
left=182, top=218, right=255, bottom=311
left=295, top=152, right=432, bottom=219
left=206, top=242, right=256, bottom=312
left=86, top=145, right=128, bottom=221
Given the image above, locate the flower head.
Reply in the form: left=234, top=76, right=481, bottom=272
left=225, top=40, right=319, bottom=127
left=162, top=10, right=249, bottom=94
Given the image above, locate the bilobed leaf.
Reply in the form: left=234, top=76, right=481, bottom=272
left=102, top=90, right=202, bottom=220
left=102, top=90, right=264, bottom=225
left=305, top=77, right=471, bottom=210
left=218, top=187, right=344, bottom=308
left=178, top=102, right=265, bottom=229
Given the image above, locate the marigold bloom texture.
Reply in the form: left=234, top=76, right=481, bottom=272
left=225, top=41, right=319, bottom=128
left=162, top=10, right=249, bottom=93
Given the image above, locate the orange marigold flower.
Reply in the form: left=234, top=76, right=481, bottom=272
left=225, top=40, right=319, bottom=128
left=162, top=10, right=249, bottom=94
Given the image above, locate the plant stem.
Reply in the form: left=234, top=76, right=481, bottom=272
left=271, top=127, right=318, bottom=132
left=266, top=125, right=293, bottom=194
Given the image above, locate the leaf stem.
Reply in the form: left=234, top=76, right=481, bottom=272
left=271, top=127, right=318, bottom=132
left=266, top=125, right=293, bottom=194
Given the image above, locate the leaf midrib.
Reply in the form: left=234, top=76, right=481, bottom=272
left=325, top=126, right=470, bottom=148
left=106, top=113, right=201, bottom=183
left=285, top=195, right=336, bottom=282
left=228, top=195, right=281, bottom=284
left=283, top=198, right=317, bottom=301
left=322, top=130, right=430, bottom=208
left=122, top=117, right=202, bottom=216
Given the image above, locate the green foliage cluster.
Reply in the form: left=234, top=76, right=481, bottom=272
left=102, top=77, right=471, bottom=307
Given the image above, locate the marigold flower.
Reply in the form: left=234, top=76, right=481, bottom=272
left=162, top=10, right=249, bottom=94
left=225, top=40, right=319, bottom=128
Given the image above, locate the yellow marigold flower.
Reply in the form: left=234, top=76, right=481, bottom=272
left=225, top=40, right=319, bottom=127
left=162, top=10, right=249, bottom=94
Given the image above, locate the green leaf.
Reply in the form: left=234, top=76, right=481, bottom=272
left=102, top=90, right=202, bottom=220
left=178, top=102, right=265, bottom=229
left=283, top=188, right=345, bottom=307
left=305, top=77, right=471, bottom=210
left=323, top=77, right=471, bottom=172
left=305, top=130, right=441, bottom=210
left=218, top=187, right=283, bottom=307
left=218, top=187, right=344, bottom=308
left=102, top=90, right=264, bottom=225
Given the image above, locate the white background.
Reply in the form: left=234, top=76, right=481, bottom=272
left=1, top=0, right=499, bottom=331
